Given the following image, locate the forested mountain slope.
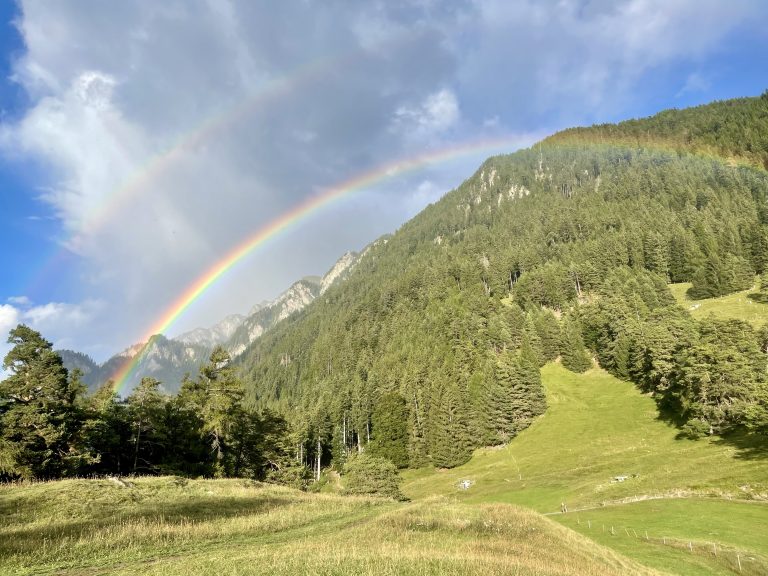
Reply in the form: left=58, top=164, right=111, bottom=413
left=544, top=91, right=768, bottom=170
left=238, top=95, right=768, bottom=471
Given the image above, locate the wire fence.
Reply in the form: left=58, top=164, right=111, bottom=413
left=568, top=513, right=767, bottom=575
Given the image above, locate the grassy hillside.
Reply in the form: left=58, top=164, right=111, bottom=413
left=0, top=477, right=661, bottom=576
left=403, top=364, right=768, bottom=575
left=669, top=282, right=768, bottom=327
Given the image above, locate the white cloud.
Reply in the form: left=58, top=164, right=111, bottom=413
left=392, top=88, right=461, bottom=139
left=6, top=296, right=31, bottom=306
left=22, top=301, right=99, bottom=329
left=0, top=299, right=101, bottom=373
left=457, top=0, right=764, bottom=125
left=0, top=304, right=21, bottom=336
left=676, top=72, right=711, bottom=98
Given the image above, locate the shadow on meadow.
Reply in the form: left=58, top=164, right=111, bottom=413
left=0, top=480, right=298, bottom=557
left=712, top=431, right=768, bottom=462
left=746, top=292, right=768, bottom=304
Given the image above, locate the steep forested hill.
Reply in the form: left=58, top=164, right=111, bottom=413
left=238, top=94, right=768, bottom=471
left=544, top=91, right=768, bottom=170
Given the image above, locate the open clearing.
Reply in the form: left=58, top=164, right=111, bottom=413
left=669, top=282, right=767, bottom=327
left=403, top=363, right=768, bottom=575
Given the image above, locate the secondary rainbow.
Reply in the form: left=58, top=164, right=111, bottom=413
left=72, top=56, right=334, bottom=245
left=110, top=136, right=527, bottom=394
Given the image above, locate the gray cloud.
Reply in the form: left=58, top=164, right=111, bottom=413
left=1, top=0, right=764, bottom=358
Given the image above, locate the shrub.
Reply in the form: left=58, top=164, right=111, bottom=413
left=678, top=419, right=710, bottom=440
left=341, top=453, right=406, bottom=500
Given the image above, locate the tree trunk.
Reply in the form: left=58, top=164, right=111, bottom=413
left=342, top=414, right=347, bottom=455
left=132, top=414, right=142, bottom=475
left=315, top=439, right=321, bottom=481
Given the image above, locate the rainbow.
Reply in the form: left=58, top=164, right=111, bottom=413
left=71, top=57, right=336, bottom=246
left=110, top=135, right=528, bottom=394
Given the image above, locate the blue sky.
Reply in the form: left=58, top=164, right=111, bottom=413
left=0, top=0, right=767, bottom=363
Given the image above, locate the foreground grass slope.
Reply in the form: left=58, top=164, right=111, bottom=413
left=403, top=364, right=768, bottom=575
left=0, top=476, right=661, bottom=576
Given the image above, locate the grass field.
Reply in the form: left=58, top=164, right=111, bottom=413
left=402, top=364, right=768, bottom=575
left=669, top=282, right=768, bottom=327
left=0, top=476, right=661, bottom=576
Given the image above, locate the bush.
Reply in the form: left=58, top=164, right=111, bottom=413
left=341, top=453, right=406, bottom=500
left=265, top=462, right=313, bottom=491
left=678, top=419, right=710, bottom=440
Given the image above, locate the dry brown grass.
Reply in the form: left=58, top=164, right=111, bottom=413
left=0, top=477, right=663, bottom=576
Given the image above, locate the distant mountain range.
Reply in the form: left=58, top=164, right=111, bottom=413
left=59, top=241, right=386, bottom=394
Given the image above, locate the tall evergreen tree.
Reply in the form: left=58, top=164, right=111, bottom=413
left=512, top=342, right=547, bottom=430
left=126, top=377, right=167, bottom=474
left=560, top=317, right=592, bottom=373
left=430, top=382, right=473, bottom=468
left=0, top=325, right=90, bottom=479
left=368, top=392, right=409, bottom=468
left=82, top=381, right=131, bottom=475
left=178, top=347, right=244, bottom=476
left=534, top=309, right=562, bottom=362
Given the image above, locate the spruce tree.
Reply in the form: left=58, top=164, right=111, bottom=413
left=126, top=377, right=167, bottom=475
left=486, top=351, right=517, bottom=443
left=560, top=317, right=592, bottom=373
left=368, top=392, right=409, bottom=468
left=512, top=343, right=547, bottom=430
left=521, top=315, right=544, bottom=367
left=178, top=347, right=244, bottom=476
left=430, top=382, right=473, bottom=468
left=534, top=310, right=562, bottom=362
left=82, top=381, right=131, bottom=475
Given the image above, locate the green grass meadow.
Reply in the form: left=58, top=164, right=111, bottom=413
left=402, top=363, right=768, bottom=575
left=669, top=282, right=768, bottom=327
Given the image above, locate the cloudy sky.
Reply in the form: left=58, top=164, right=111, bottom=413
left=1, top=0, right=767, bottom=363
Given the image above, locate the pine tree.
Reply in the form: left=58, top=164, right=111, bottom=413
left=560, top=317, right=592, bottom=373
left=751, top=272, right=768, bottom=303
left=430, top=382, right=473, bottom=468
left=512, top=342, right=547, bottom=430
left=0, top=325, right=90, bottom=479
left=534, top=309, right=562, bottom=362
left=678, top=319, right=766, bottom=434
left=609, top=332, right=632, bottom=380
left=486, top=351, right=517, bottom=443
left=368, top=392, right=409, bottom=468
left=178, top=347, right=244, bottom=476
left=82, top=381, right=131, bottom=475
left=521, top=315, right=544, bottom=367
left=126, top=377, right=166, bottom=475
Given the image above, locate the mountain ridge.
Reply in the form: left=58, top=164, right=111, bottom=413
left=59, top=240, right=376, bottom=392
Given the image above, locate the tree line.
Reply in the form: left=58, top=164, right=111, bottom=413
left=0, top=325, right=307, bottom=485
